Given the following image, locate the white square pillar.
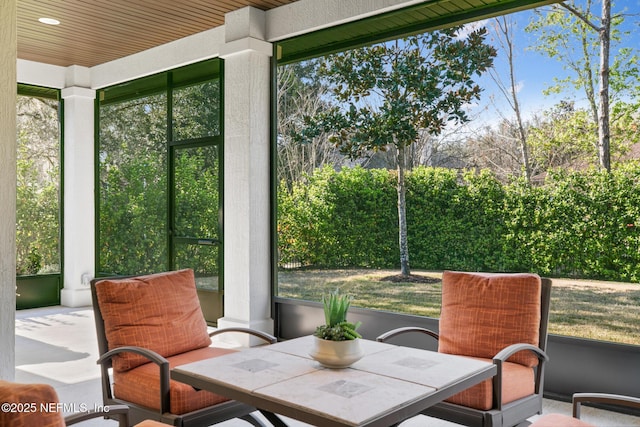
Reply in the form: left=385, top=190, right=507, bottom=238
left=217, top=7, right=274, bottom=344
left=60, top=86, right=96, bottom=307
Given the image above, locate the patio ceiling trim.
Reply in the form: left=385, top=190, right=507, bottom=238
left=276, top=0, right=561, bottom=64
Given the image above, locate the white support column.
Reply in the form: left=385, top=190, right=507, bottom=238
left=60, top=85, right=96, bottom=307
left=0, top=0, right=17, bottom=381
left=217, top=7, right=274, bottom=344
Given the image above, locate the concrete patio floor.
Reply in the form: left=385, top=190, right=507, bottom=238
left=14, top=305, right=640, bottom=427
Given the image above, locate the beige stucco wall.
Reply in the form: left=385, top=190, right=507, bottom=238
left=0, top=0, right=17, bottom=380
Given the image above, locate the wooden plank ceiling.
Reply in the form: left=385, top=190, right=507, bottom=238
left=17, top=0, right=299, bottom=67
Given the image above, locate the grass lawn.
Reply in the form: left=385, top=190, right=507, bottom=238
left=277, top=269, right=640, bottom=346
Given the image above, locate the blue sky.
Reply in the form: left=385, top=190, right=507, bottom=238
left=470, top=0, right=640, bottom=128
left=298, top=1, right=639, bottom=135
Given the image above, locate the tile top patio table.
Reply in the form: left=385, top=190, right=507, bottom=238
left=171, top=335, right=497, bottom=427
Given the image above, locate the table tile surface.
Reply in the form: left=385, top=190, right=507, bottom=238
left=351, top=346, right=493, bottom=389
left=254, top=365, right=435, bottom=426
left=172, top=337, right=495, bottom=426
left=174, top=347, right=317, bottom=391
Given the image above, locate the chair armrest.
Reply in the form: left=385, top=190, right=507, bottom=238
left=573, top=393, right=640, bottom=419
left=97, top=345, right=169, bottom=367
left=96, top=346, right=171, bottom=413
left=376, top=327, right=440, bottom=343
left=65, top=404, right=129, bottom=426
left=209, top=327, right=277, bottom=344
left=492, top=343, right=549, bottom=410
left=493, top=343, right=549, bottom=364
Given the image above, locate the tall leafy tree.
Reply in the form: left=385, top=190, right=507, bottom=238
left=277, top=61, right=345, bottom=190
left=16, top=95, right=60, bottom=275
left=295, top=27, right=496, bottom=275
left=486, top=16, right=534, bottom=182
left=526, top=101, right=598, bottom=169
left=467, top=100, right=603, bottom=180
left=527, top=0, right=640, bottom=171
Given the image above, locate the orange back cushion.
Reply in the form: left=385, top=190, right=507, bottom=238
left=438, top=271, right=541, bottom=367
left=95, top=269, right=212, bottom=372
left=0, top=381, right=65, bottom=427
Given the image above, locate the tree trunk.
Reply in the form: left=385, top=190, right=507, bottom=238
left=397, top=144, right=410, bottom=276
left=598, top=0, right=611, bottom=172
left=559, top=0, right=611, bottom=171
left=504, top=17, right=532, bottom=183
left=490, top=17, right=532, bottom=183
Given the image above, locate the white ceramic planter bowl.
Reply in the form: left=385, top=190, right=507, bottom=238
left=309, top=336, right=364, bottom=368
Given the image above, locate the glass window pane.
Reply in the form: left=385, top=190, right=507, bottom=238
left=98, top=93, right=168, bottom=275
left=174, top=145, right=221, bottom=292
left=174, top=243, right=220, bottom=287
left=174, top=145, right=220, bottom=239
left=16, top=94, right=60, bottom=276
left=275, top=17, right=640, bottom=348
left=173, top=80, right=220, bottom=141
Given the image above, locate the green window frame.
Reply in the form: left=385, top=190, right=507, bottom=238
left=275, top=0, right=558, bottom=64
left=96, top=58, right=224, bottom=281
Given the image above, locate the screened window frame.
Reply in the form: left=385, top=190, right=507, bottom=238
left=16, top=84, right=64, bottom=278
left=269, top=0, right=629, bottom=348
left=95, top=58, right=224, bottom=278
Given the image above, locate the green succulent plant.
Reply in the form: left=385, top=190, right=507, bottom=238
left=314, top=289, right=362, bottom=341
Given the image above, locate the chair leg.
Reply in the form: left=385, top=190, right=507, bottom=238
left=258, top=410, right=290, bottom=427
left=239, top=413, right=269, bottom=427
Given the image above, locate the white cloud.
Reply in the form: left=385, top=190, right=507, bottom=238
left=512, top=80, right=524, bottom=96
left=457, top=19, right=490, bottom=39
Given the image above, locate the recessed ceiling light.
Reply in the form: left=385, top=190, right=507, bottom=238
left=38, top=17, right=60, bottom=25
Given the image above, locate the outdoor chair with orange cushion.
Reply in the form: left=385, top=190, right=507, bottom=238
left=0, top=379, right=167, bottom=427
left=91, top=269, right=277, bottom=427
left=530, top=393, right=640, bottom=427
left=377, top=270, right=552, bottom=427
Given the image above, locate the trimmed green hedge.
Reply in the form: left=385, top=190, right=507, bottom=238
left=278, top=164, right=640, bottom=282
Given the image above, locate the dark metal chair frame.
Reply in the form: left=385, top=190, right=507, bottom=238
left=90, top=276, right=276, bottom=427
left=530, top=392, right=640, bottom=426
left=377, top=277, right=552, bottom=427
left=572, top=393, right=640, bottom=419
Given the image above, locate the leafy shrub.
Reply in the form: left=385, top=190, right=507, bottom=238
left=278, top=164, right=640, bottom=282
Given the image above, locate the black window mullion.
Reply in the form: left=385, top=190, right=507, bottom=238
left=167, top=72, right=175, bottom=271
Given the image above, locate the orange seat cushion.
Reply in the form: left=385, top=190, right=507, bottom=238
left=438, top=271, right=542, bottom=367
left=0, top=381, right=65, bottom=427
left=113, top=346, right=236, bottom=414
left=95, top=269, right=212, bottom=372
left=135, top=421, right=169, bottom=427
left=529, top=413, right=596, bottom=427
left=445, top=357, right=535, bottom=410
